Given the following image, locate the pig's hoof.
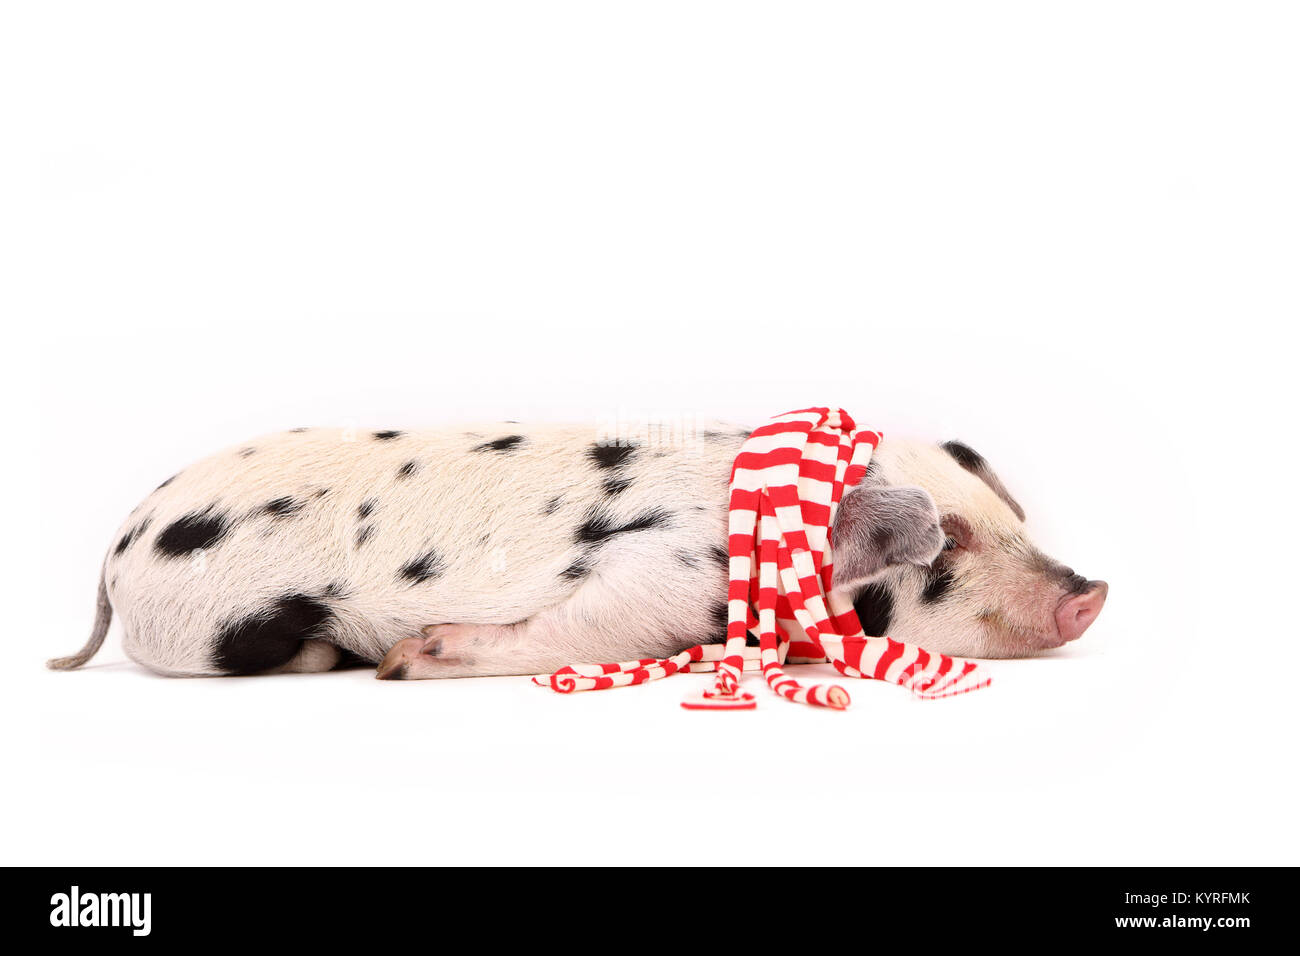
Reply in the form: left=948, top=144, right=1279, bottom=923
left=375, top=637, right=433, bottom=680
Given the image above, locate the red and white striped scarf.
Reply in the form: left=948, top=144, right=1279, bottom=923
left=535, top=408, right=993, bottom=709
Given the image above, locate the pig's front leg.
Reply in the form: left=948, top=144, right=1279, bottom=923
left=375, top=585, right=716, bottom=681
left=375, top=613, right=691, bottom=680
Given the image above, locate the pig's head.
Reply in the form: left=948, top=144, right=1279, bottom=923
left=830, top=438, right=1107, bottom=658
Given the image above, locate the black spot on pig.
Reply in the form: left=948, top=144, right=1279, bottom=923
left=355, top=525, right=375, bottom=549
left=323, top=581, right=348, bottom=598
left=473, top=435, right=525, bottom=453
left=676, top=551, right=697, bottom=568
left=113, top=517, right=152, bottom=556
left=155, top=474, right=178, bottom=491
left=357, top=499, right=377, bottom=520
left=588, top=442, right=637, bottom=470
left=263, top=496, right=303, bottom=518
left=854, top=583, right=894, bottom=636
left=238, top=447, right=257, bottom=458
left=603, top=476, right=633, bottom=497
left=941, top=441, right=985, bottom=472
left=314, top=488, right=329, bottom=498
left=397, top=460, right=419, bottom=479
left=398, top=550, right=444, bottom=585
left=940, top=440, right=1026, bottom=522
left=212, top=594, right=334, bottom=675
left=560, top=559, right=590, bottom=580
left=576, top=508, right=670, bottom=545
left=332, top=648, right=371, bottom=670
left=921, top=568, right=956, bottom=604
left=708, top=544, right=730, bottom=567
left=155, top=509, right=231, bottom=557
left=1056, top=568, right=1091, bottom=594
left=543, top=496, right=563, bottom=516
left=702, top=429, right=752, bottom=443
left=372, top=430, right=403, bottom=441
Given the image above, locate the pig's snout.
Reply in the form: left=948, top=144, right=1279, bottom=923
left=1055, top=581, right=1108, bottom=643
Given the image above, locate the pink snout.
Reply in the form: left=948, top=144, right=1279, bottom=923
left=1055, top=581, right=1108, bottom=643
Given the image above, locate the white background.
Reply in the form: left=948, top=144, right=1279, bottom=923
left=3, top=2, right=1296, bottom=865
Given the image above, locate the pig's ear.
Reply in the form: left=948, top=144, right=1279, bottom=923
left=941, top=440, right=1026, bottom=522
left=831, top=485, right=945, bottom=590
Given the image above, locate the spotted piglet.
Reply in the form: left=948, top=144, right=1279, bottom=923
left=48, top=424, right=1106, bottom=680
